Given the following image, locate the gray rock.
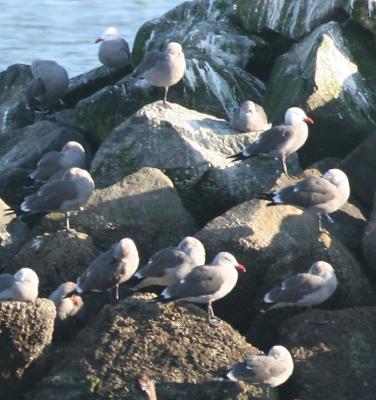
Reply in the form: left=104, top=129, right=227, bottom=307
left=0, top=64, right=35, bottom=135
left=36, top=168, right=197, bottom=260
left=279, top=307, right=376, bottom=400
left=6, top=229, right=97, bottom=296
left=263, top=21, right=376, bottom=165
left=0, top=198, right=29, bottom=270
left=0, top=299, right=55, bottom=399
left=195, top=188, right=375, bottom=330
left=91, top=101, right=300, bottom=223
left=29, top=293, right=269, bottom=400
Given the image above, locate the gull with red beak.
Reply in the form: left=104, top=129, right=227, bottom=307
left=227, top=107, right=313, bottom=178
left=95, top=26, right=131, bottom=70
left=159, top=252, right=245, bottom=326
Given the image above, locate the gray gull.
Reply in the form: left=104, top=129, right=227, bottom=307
left=230, top=100, right=271, bottom=132
left=49, top=282, right=84, bottom=320
left=0, top=268, right=39, bottom=302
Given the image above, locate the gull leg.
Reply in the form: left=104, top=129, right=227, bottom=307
left=325, top=213, right=334, bottom=224
left=318, top=214, right=324, bottom=233
left=207, top=302, right=220, bottom=326
left=280, top=154, right=288, bottom=177
left=65, top=212, right=71, bottom=230
left=115, top=284, right=119, bottom=301
left=163, top=87, right=169, bottom=106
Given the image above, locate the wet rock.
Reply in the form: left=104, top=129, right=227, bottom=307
left=29, top=293, right=269, bottom=400
left=263, top=21, right=376, bottom=165
left=0, top=299, right=55, bottom=400
left=0, top=118, right=90, bottom=208
left=37, top=168, right=197, bottom=260
left=0, top=64, right=35, bottom=135
left=0, top=198, right=29, bottom=271
left=362, top=193, right=376, bottom=280
left=91, top=101, right=300, bottom=224
left=279, top=307, right=376, bottom=400
left=195, top=189, right=375, bottom=331
left=5, top=229, right=97, bottom=296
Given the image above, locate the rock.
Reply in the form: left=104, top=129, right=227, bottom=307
left=362, top=193, right=376, bottom=280
left=339, top=134, right=376, bottom=208
left=0, top=198, right=29, bottom=271
left=91, top=101, right=301, bottom=224
left=0, top=64, right=35, bottom=135
left=5, top=229, right=97, bottom=296
left=36, top=168, right=197, bottom=260
left=196, top=191, right=375, bottom=331
left=279, top=307, right=376, bottom=400
left=29, top=293, right=269, bottom=400
left=0, top=118, right=90, bottom=208
left=263, top=21, right=376, bottom=165
left=0, top=299, right=55, bottom=399
left=76, top=0, right=266, bottom=144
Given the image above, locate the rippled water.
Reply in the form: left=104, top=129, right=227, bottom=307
left=0, top=0, right=183, bottom=77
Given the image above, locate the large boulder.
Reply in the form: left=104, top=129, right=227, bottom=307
left=29, top=293, right=269, bottom=400
left=263, top=21, right=376, bottom=165
left=91, top=101, right=300, bottom=223
left=0, top=198, right=29, bottom=271
left=0, top=299, right=56, bottom=400
left=36, top=167, right=197, bottom=260
left=196, top=193, right=375, bottom=331
left=279, top=307, right=376, bottom=400
left=6, top=229, right=97, bottom=296
left=0, top=64, right=35, bottom=135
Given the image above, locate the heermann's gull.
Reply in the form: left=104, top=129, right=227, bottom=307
left=263, top=261, right=337, bottom=310
left=227, top=107, right=313, bottom=178
left=132, top=236, right=205, bottom=289
left=256, top=168, right=350, bottom=233
left=21, top=167, right=94, bottom=230
left=76, top=238, right=139, bottom=301
left=30, top=141, right=86, bottom=183
left=27, top=59, right=69, bottom=111
left=49, top=282, right=84, bottom=320
left=159, top=252, right=245, bottom=326
left=0, top=268, right=39, bottom=302
left=95, top=26, right=131, bottom=70
left=132, top=42, right=186, bottom=105
left=230, top=101, right=271, bottom=133
left=227, top=345, right=294, bottom=391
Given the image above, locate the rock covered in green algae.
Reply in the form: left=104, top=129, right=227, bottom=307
left=263, top=21, right=376, bottom=165
left=0, top=299, right=56, bottom=399
left=28, top=293, right=270, bottom=400
left=279, top=307, right=376, bottom=400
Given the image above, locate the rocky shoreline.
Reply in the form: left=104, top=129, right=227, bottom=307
left=1, top=1, right=376, bottom=399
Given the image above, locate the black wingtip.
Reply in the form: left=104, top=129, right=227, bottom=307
left=254, top=192, right=274, bottom=201
left=226, top=152, right=246, bottom=162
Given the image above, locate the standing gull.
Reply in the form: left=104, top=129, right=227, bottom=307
left=255, top=168, right=350, bottom=233
left=95, top=26, right=131, bottom=70
left=230, top=100, right=271, bottom=132
left=76, top=238, right=139, bottom=301
left=227, top=345, right=294, bottom=393
left=132, top=42, right=186, bottom=105
left=159, top=252, right=245, bottom=326
left=132, top=236, right=205, bottom=289
left=49, top=282, right=84, bottom=321
left=264, top=261, right=337, bottom=310
left=30, top=141, right=86, bottom=183
left=0, top=268, right=39, bottom=302
left=21, top=167, right=95, bottom=230
left=227, top=107, right=313, bottom=178
left=27, top=59, right=69, bottom=111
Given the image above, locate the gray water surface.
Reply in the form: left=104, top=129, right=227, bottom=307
left=0, top=0, right=182, bottom=77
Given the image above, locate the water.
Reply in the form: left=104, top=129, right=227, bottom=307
left=0, top=0, right=183, bottom=77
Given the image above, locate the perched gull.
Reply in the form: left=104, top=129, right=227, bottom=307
left=255, top=168, right=350, bottom=232
left=21, top=167, right=95, bottom=230
left=27, top=59, right=69, bottom=111
left=29, top=141, right=86, bottom=183
left=95, top=26, right=131, bottom=70
left=230, top=101, right=271, bottom=132
left=227, top=345, right=294, bottom=392
left=159, top=252, right=245, bottom=326
left=264, top=261, right=337, bottom=310
left=49, top=282, right=84, bottom=321
left=227, top=107, right=313, bottom=178
left=132, top=236, right=206, bottom=289
left=0, top=268, right=39, bottom=302
left=132, top=42, right=186, bottom=105
left=76, top=238, right=139, bottom=301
